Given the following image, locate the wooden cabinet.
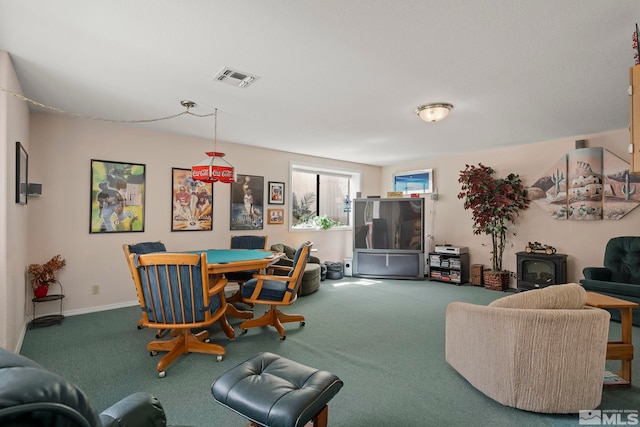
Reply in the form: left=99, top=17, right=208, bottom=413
left=428, top=252, right=469, bottom=285
left=630, top=65, right=640, bottom=174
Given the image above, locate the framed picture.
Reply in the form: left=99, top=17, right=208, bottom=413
left=268, top=181, right=285, bottom=205
left=90, top=159, right=145, bottom=233
left=230, top=174, right=264, bottom=230
left=15, top=142, right=28, bottom=205
left=267, top=208, right=284, bottom=224
left=393, top=169, right=433, bottom=194
left=171, top=168, right=213, bottom=231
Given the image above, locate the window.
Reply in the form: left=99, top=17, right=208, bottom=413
left=290, top=163, right=360, bottom=230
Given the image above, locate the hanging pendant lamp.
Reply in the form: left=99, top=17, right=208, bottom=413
left=190, top=105, right=235, bottom=183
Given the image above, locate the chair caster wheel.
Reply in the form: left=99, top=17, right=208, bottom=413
left=241, top=329, right=248, bottom=335
left=217, top=355, right=223, bottom=362
left=150, top=351, right=158, bottom=356
left=280, top=335, right=286, bottom=340
left=300, top=321, right=305, bottom=327
left=205, top=338, right=210, bottom=343
left=137, top=325, right=143, bottom=330
left=155, top=334, right=161, bottom=339
left=158, top=371, right=166, bottom=378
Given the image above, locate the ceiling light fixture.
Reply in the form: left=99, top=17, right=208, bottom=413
left=415, top=103, right=453, bottom=123
left=190, top=102, right=236, bottom=184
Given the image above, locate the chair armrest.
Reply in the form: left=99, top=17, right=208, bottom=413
left=99, top=392, right=167, bottom=427
left=252, top=274, right=296, bottom=282
left=583, top=267, right=611, bottom=281
left=208, top=277, right=228, bottom=295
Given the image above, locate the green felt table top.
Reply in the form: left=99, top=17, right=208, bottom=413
left=185, top=249, right=274, bottom=264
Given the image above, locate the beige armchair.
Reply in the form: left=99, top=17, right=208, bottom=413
left=445, top=283, right=610, bottom=413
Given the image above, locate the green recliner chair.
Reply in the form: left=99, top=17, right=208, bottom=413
left=580, top=236, right=640, bottom=326
left=271, top=243, right=322, bottom=296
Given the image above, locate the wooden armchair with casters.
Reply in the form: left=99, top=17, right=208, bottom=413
left=239, top=241, right=311, bottom=340
left=130, top=252, right=235, bottom=377
left=122, top=241, right=167, bottom=337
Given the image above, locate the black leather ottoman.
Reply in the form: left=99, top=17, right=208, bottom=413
left=211, top=352, right=343, bottom=427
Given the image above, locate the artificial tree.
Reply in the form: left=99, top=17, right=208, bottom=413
left=458, top=163, right=530, bottom=290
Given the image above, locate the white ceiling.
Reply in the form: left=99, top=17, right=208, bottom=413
left=1, top=1, right=639, bottom=166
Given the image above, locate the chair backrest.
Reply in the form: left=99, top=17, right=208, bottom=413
left=230, top=235, right=268, bottom=250
left=284, top=242, right=312, bottom=300
left=123, top=241, right=167, bottom=279
left=131, top=252, right=224, bottom=328
left=603, top=236, right=640, bottom=284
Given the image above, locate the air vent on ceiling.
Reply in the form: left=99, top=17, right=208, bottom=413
left=213, top=67, right=260, bottom=88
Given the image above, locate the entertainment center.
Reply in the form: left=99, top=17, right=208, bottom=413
left=352, top=198, right=424, bottom=279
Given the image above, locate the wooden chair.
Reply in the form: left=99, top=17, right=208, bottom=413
left=122, top=241, right=167, bottom=337
left=225, top=235, right=268, bottom=317
left=130, top=252, right=235, bottom=377
left=239, top=241, right=311, bottom=340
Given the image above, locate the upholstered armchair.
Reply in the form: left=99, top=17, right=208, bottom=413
left=0, top=347, right=190, bottom=427
left=445, top=284, right=610, bottom=413
left=271, top=243, right=322, bottom=296
left=580, top=236, right=640, bottom=325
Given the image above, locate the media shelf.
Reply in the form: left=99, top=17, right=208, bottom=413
left=428, top=252, right=469, bottom=285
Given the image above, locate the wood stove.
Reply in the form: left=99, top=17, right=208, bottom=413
left=516, top=252, right=567, bottom=291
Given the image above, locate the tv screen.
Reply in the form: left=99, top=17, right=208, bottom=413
left=353, top=198, right=424, bottom=251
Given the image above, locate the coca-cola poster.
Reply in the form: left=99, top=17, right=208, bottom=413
left=230, top=174, right=264, bottom=230
left=171, top=168, right=213, bottom=231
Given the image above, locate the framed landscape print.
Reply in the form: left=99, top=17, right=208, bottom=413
left=230, top=174, right=264, bottom=230
left=172, top=168, right=213, bottom=231
left=393, top=169, right=433, bottom=194
left=267, top=208, right=284, bottom=224
left=90, top=159, right=145, bottom=233
left=268, top=181, right=285, bottom=204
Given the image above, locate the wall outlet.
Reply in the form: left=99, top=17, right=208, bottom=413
left=91, top=285, right=100, bottom=295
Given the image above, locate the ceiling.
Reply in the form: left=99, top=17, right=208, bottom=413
left=1, top=1, right=639, bottom=166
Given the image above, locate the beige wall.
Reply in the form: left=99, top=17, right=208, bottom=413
left=382, top=129, right=637, bottom=285
left=26, top=113, right=381, bottom=317
left=1, top=51, right=30, bottom=351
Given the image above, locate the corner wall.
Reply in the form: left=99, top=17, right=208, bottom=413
left=0, top=51, right=30, bottom=351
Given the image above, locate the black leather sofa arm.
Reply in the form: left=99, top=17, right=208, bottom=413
left=99, top=392, right=167, bottom=427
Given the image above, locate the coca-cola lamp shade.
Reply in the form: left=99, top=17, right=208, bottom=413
left=191, top=152, right=235, bottom=184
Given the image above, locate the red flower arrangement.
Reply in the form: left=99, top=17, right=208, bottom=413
left=27, top=255, right=66, bottom=290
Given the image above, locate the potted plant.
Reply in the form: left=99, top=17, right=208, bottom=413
left=27, top=255, right=66, bottom=298
left=458, top=163, right=530, bottom=290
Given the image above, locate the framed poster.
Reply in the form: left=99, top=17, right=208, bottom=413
left=267, top=208, right=284, bottom=224
left=90, top=159, right=145, bottom=233
left=230, top=174, right=264, bottom=230
left=393, top=169, right=433, bottom=194
left=15, top=142, right=28, bottom=205
left=172, top=168, right=213, bottom=231
left=268, top=181, right=285, bottom=205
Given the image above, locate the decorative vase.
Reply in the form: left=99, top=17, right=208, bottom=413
left=34, top=284, right=49, bottom=298
left=483, top=271, right=510, bottom=291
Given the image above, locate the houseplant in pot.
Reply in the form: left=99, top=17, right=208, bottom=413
left=458, top=163, right=530, bottom=290
left=27, top=255, right=66, bottom=298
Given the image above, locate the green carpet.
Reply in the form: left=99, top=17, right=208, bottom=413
left=20, top=278, right=640, bottom=426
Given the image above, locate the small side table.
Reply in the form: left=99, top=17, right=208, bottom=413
left=31, top=282, right=65, bottom=329
left=585, top=292, right=638, bottom=387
